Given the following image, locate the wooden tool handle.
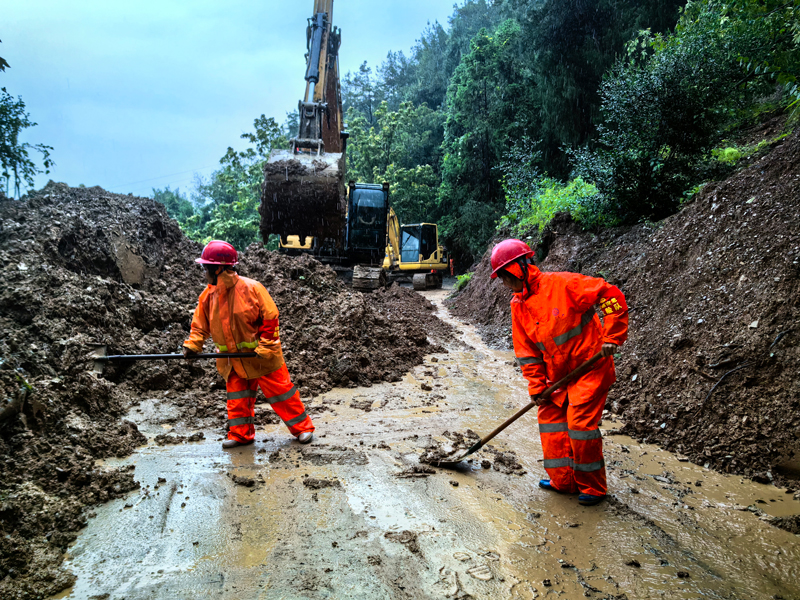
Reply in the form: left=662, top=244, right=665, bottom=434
left=477, top=351, right=604, bottom=447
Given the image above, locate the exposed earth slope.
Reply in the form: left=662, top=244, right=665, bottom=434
left=449, top=127, right=800, bottom=486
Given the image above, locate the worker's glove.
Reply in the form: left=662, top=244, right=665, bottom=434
left=183, top=347, right=199, bottom=362
left=255, top=338, right=280, bottom=360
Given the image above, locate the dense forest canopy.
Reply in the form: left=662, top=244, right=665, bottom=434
left=152, top=0, right=800, bottom=267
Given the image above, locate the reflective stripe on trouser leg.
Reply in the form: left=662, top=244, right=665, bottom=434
left=226, top=372, right=257, bottom=443
left=566, top=389, right=608, bottom=496
left=537, top=401, right=577, bottom=494
left=256, top=364, right=314, bottom=436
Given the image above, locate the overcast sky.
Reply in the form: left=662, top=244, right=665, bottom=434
left=3, top=1, right=456, bottom=197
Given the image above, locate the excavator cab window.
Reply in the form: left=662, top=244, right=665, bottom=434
left=401, top=227, right=421, bottom=263
left=400, top=224, right=437, bottom=262
left=420, top=224, right=437, bottom=261
left=348, top=188, right=386, bottom=250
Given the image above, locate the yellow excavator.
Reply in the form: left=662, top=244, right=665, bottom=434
left=258, top=0, right=448, bottom=291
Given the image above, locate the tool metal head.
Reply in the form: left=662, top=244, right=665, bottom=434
left=90, top=345, right=108, bottom=374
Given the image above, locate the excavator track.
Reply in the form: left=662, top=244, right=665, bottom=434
left=412, top=273, right=443, bottom=291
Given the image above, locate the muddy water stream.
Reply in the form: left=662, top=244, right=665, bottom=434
left=52, top=289, right=799, bottom=599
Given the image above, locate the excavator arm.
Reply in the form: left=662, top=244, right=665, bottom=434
left=259, top=0, right=347, bottom=247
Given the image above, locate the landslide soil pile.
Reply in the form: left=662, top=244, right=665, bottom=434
left=449, top=129, right=800, bottom=485
left=0, top=182, right=452, bottom=599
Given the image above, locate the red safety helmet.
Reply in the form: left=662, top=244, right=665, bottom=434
left=195, top=240, right=238, bottom=266
left=490, top=239, right=534, bottom=279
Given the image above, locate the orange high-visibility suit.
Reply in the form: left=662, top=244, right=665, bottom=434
left=183, top=270, right=314, bottom=443
left=510, top=264, right=628, bottom=496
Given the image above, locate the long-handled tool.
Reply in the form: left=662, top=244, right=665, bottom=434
left=91, top=346, right=257, bottom=374
left=435, top=351, right=604, bottom=467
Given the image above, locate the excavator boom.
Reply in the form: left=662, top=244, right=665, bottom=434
left=259, top=0, right=346, bottom=246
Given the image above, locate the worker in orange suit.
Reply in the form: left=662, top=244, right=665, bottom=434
left=183, top=240, right=315, bottom=449
left=490, top=239, right=628, bottom=505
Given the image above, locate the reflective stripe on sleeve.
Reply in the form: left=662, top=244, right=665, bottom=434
left=264, top=386, right=298, bottom=405
left=543, top=457, right=574, bottom=469
left=227, top=389, right=257, bottom=400
left=539, top=422, right=568, bottom=433
left=516, top=356, right=543, bottom=366
left=574, top=459, right=605, bottom=472
left=215, top=343, right=229, bottom=352
left=553, top=309, right=596, bottom=346
left=568, top=428, right=602, bottom=440
left=535, top=342, right=546, bottom=351
left=227, top=416, right=254, bottom=427
left=236, top=341, right=259, bottom=350
left=284, top=411, right=308, bottom=427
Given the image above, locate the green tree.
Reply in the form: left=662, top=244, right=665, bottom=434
left=187, top=115, right=289, bottom=250
left=152, top=186, right=195, bottom=222
left=571, top=0, right=793, bottom=222
left=346, top=100, right=445, bottom=224
left=0, top=41, right=53, bottom=197
left=0, top=42, right=54, bottom=199
left=437, top=20, right=533, bottom=261
left=342, top=62, right=383, bottom=127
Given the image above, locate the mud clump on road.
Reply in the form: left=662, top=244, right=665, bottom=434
left=0, top=182, right=454, bottom=598
left=418, top=429, right=526, bottom=475
left=302, top=477, right=342, bottom=489
left=396, top=464, right=438, bottom=478
left=768, top=514, right=800, bottom=534
left=384, top=530, right=421, bottom=554
left=231, top=475, right=256, bottom=487
left=483, top=446, right=527, bottom=475
left=449, top=122, right=800, bottom=486
left=153, top=431, right=205, bottom=445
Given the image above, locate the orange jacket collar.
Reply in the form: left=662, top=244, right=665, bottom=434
left=216, top=270, right=240, bottom=290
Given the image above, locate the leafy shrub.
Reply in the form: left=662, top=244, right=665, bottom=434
left=454, top=272, right=473, bottom=292
left=711, top=147, right=743, bottom=165
left=499, top=176, right=613, bottom=237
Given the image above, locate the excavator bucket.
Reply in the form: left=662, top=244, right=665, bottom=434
left=259, top=149, right=347, bottom=246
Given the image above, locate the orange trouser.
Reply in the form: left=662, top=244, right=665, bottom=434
left=225, top=364, right=314, bottom=443
left=537, top=388, right=607, bottom=496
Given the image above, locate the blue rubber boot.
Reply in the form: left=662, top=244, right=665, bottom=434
left=538, top=479, right=562, bottom=493
left=578, top=493, right=606, bottom=506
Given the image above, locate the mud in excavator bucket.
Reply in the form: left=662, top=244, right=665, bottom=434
left=259, top=150, right=347, bottom=246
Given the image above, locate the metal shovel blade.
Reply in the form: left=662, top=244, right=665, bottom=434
left=434, top=440, right=484, bottom=468
left=91, top=345, right=108, bottom=374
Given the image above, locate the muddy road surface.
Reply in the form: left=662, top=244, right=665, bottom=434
left=52, top=289, right=800, bottom=600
